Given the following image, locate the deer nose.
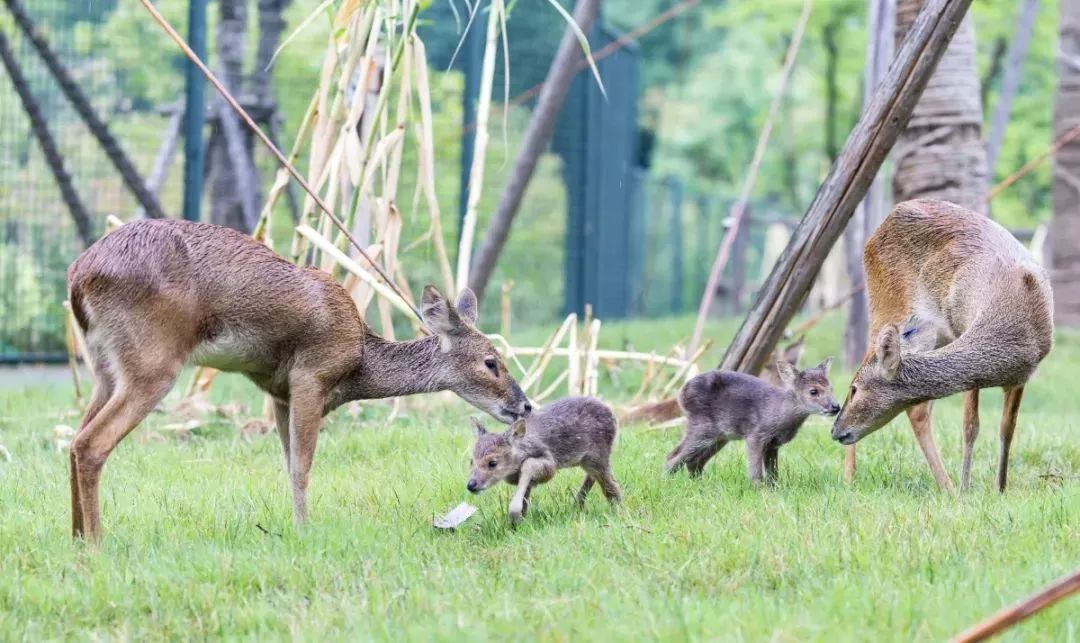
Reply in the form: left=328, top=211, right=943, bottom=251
left=467, top=480, right=480, bottom=493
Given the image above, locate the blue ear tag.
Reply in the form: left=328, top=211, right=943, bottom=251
left=901, top=326, right=918, bottom=339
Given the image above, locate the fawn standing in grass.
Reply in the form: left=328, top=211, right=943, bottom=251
left=466, top=397, right=622, bottom=524
left=66, top=219, right=530, bottom=542
left=666, top=359, right=840, bottom=484
left=832, top=199, right=1054, bottom=492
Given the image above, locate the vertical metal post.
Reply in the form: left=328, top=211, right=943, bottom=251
left=668, top=176, right=684, bottom=313
left=182, top=0, right=207, bottom=221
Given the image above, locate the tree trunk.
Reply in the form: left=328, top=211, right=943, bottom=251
left=467, top=0, right=602, bottom=303
left=1052, top=0, right=1080, bottom=325
left=844, top=0, right=894, bottom=367
left=985, top=0, right=1041, bottom=176
left=206, top=0, right=261, bottom=232
left=0, top=28, right=93, bottom=246
left=892, top=1, right=987, bottom=213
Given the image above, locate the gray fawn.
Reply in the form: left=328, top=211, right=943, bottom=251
left=833, top=199, right=1053, bottom=491
left=467, top=397, right=621, bottom=525
left=67, top=219, right=530, bottom=542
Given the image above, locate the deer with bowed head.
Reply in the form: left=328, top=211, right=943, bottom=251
left=832, top=199, right=1054, bottom=491
left=66, top=218, right=530, bottom=543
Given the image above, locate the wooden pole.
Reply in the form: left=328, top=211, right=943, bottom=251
left=4, top=0, right=168, bottom=220
left=951, top=568, right=1080, bottom=643
left=720, top=0, right=976, bottom=374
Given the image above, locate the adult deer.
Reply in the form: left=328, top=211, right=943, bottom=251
left=832, top=199, right=1053, bottom=491
left=67, top=219, right=531, bottom=542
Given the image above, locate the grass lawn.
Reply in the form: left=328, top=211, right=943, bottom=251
left=1, top=313, right=1078, bottom=640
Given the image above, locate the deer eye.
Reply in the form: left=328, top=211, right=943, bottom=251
left=809, top=388, right=819, bottom=397
left=487, top=459, right=497, bottom=469
left=850, top=385, right=858, bottom=397
left=484, top=357, right=498, bottom=374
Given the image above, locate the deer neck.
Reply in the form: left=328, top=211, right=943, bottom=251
left=332, top=333, right=450, bottom=406
left=892, top=326, right=1025, bottom=405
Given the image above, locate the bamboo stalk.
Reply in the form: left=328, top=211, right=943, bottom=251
left=951, top=568, right=1080, bottom=643
left=657, top=341, right=712, bottom=399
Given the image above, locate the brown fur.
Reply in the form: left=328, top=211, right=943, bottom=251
left=621, top=338, right=805, bottom=425
left=467, top=397, right=621, bottom=524
left=833, top=199, right=1054, bottom=491
left=66, top=219, right=530, bottom=542
left=666, top=359, right=839, bottom=484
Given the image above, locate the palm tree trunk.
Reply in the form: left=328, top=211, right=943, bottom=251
left=1052, top=0, right=1080, bottom=325
left=892, top=0, right=988, bottom=213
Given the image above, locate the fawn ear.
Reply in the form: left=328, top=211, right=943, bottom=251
left=509, top=419, right=527, bottom=443
left=815, top=357, right=833, bottom=375
left=421, top=285, right=462, bottom=351
left=470, top=416, right=488, bottom=437
left=876, top=325, right=902, bottom=379
left=455, top=288, right=478, bottom=325
left=775, top=360, right=797, bottom=388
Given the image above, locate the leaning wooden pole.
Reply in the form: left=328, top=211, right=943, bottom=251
left=720, top=0, right=975, bottom=374
left=951, top=568, right=1080, bottom=642
left=0, top=29, right=93, bottom=246
left=3, top=0, right=168, bottom=220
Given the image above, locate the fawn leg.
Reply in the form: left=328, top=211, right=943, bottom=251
left=273, top=399, right=291, bottom=473
left=72, top=365, right=179, bottom=543
left=509, top=458, right=554, bottom=525
left=764, top=444, right=779, bottom=484
left=907, top=401, right=954, bottom=491
left=576, top=475, right=595, bottom=506
left=746, top=438, right=767, bottom=486
left=596, top=467, right=623, bottom=504
left=686, top=439, right=727, bottom=478
left=521, top=484, right=534, bottom=517
left=843, top=445, right=857, bottom=484
left=71, top=365, right=114, bottom=539
left=960, top=389, right=980, bottom=491
left=287, top=378, right=326, bottom=526
left=997, top=386, right=1025, bottom=493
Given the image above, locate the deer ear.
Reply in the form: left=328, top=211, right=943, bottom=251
left=421, top=285, right=462, bottom=350
left=815, top=357, right=833, bottom=375
left=775, top=360, right=797, bottom=388
left=876, top=326, right=902, bottom=379
left=469, top=416, right=488, bottom=437
left=509, top=419, right=527, bottom=442
left=783, top=336, right=805, bottom=366
left=455, top=288, right=478, bottom=325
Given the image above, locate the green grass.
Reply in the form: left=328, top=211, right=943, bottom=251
left=1, top=313, right=1079, bottom=640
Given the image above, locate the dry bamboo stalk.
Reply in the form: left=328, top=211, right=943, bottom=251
left=567, top=316, right=581, bottom=395
left=500, top=280, right=513, bottom=337
left=535, top=369, right=570, bottom=402
left=585, top=318, right=602, bottom=396
left=519, top=314, right=576, bottom=390
left=951, top=568, right=1080, bottom=643
left=510, top=346, right=694, bottom=369
left=455, top=0, right=503, bottom=292
left=62, top=302, right=83, bottom=407
left=630, top=352, right=658, bottom=405
left=657, top=341, right=712, bottom=399
left=255, top=93, right=318, bottom=245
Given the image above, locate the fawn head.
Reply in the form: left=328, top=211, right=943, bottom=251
left=466, top=417, right=527, bottom=493
left=422, top=286, right=531, bottom=423
left=832, top=316, right=929, bottom=444
left=775, top=357, right=841, bottom=417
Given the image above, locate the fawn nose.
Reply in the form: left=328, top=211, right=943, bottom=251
left=467, top=479, right=480, bottom=493
left=522, top=401, right=533, bottom=415
left=829, top=403, right=841, bottom=415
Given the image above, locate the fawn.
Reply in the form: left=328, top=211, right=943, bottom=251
left=833, top=199, right=1054, bottom=492
left=666, top=359, right=840, bottom=484
left=466, top=396, right=622, bottom=524
left=66, top=219, right=530, bottom=542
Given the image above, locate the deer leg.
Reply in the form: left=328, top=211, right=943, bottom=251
left=907, top=402, right=954, bottom=491
left=272, top=399, right=291, bottom=474
left=764, top=444, right=779, bottom=484
left=843, top=445, right=856, bottom=484
left=71, top=366, right=115, bottom=539
left=521, top=484, right=534, bottom=517
left=997, top=386, right=1025, bottom=493
left=746, top=438, right=767, bottom=486
left=686, top=439, right=727, bottom=478
left=960, top=389, right=980, bottom=491
left=575, top=475, right=595, bottom=506
left=287, top=380, right=326, bottom=526
left=509, top=458, right=554, bottom=525
left=71, top=367, right=179, bottom=543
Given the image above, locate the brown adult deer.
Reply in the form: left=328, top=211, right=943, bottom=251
left=832, top=199, right=1053, bottom=492
left=67, top=219, right=531, bottom=542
